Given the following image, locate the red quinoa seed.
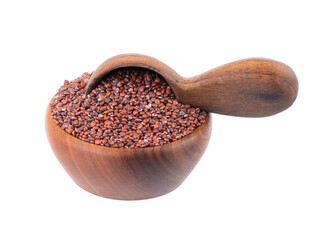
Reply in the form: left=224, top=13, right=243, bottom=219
left=50, top=68, right=207, bottom=148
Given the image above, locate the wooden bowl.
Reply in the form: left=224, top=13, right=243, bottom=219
left=45, top=104, right=212, bottom=200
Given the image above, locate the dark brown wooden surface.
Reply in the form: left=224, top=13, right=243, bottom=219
left=45, top=105, right=212, bottom=200
left=86, top=54, right=298, bottom=117
left=46, top=54, right=298, bottom=200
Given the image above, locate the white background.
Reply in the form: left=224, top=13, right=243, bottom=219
left=1, top=0, right=333, bottom=239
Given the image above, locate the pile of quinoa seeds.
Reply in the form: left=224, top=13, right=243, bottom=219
left=50, top=68, right=207, bottom=148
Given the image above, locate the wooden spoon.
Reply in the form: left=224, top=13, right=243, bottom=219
left=86, top=54, right=298, bottom=117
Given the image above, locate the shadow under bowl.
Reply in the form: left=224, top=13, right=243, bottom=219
left=45, top=104, right=212, bottom=200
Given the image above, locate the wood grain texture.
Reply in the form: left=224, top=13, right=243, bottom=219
left=45, top=105, right=212, bottom=200
left=180, top=58, right=298, bottom=117
left=46, top=54, right=298, bottom=200
left=86, top=54, right=298, bottom=117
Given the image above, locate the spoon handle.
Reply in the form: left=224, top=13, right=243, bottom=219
left=176, top=58, right=298, bottom=117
